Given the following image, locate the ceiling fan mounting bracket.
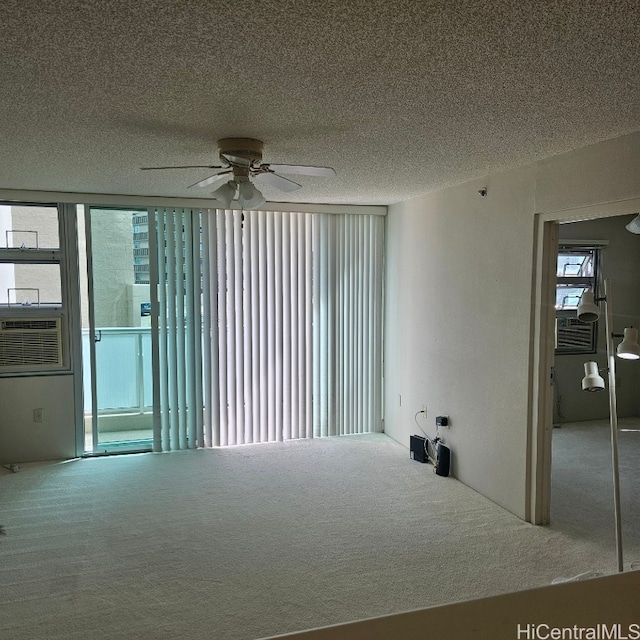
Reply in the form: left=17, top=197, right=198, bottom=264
left=232, top=166, right=250, bottom=179
left=140, top=137, right=334, bottom=200
left=218, top=137, right=264, bottom=165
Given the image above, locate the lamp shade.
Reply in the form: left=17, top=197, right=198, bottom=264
left=577, top=290, right=600, bottom=323
left=237, top=179, right=265, bottom=210
left=616, top=327, right=640, bottom=360
left=625, top=214, right=640, bottom=235
left=581, top=361, right=605, bottom=392
left=212, top=180, right=237, bottom=208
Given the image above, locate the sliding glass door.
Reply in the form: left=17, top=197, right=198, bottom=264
left=83, top=206, right=153, bottom=453
left=78, top=205, right=384, bottom=454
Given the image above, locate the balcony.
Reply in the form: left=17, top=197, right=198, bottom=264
left=82, top=327, right=153, bottom=450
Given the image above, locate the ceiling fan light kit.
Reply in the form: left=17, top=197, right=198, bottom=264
left=142, top=137, right=336, bottom=210
left=236, top=176, right=266, bottom=210
left=211, top=180, right=238, bottom=209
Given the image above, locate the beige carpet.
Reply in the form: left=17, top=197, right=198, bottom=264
left=550, top=417, right=640, bottom=570
left=1, top=432, right=636, bottom=639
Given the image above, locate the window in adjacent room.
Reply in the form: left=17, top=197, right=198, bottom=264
left=555, top=246, right=599, bottom=354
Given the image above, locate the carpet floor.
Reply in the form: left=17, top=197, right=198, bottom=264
left=1, top=429, right=637, bottom=639
left=550, top=417, right=640, bottom=572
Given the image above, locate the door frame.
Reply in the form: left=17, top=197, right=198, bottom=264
left=82, top=204, right=152, bottom=454
left=528, top=196, right=640, bottom=524
left=83, top=206, right=100, bottom=451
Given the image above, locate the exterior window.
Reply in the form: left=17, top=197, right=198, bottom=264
left=1, top=205, right=59, bottom=249
left=555, top=246, right=599, bottom=354
left=0, top=204, right=62, bottom=311
left=0, top=263, right=62, bottom=306
left=0, top=203, right=67, bottom=373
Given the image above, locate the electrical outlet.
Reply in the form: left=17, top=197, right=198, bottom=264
left=33, top=408, right=43, bottom=424
left=422, top=405, right=427, bottom=416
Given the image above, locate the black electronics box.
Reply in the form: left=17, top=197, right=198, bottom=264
left=435, top=443, right=451, bottom=477
left=410, top=435, right=428, bottom=463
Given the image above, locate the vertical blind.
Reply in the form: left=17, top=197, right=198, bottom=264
left=150, top=207, right=384, bottom=451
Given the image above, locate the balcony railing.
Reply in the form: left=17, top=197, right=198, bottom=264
left=82, top=327, right=152, bottom=415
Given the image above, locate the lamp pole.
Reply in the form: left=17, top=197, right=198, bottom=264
left=602, top=279, right=624, bottom=573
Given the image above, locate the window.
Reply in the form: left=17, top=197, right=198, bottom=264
left=0, top=203, right=68, bottom=372
left=555, top=246, right=599, bottom=354
left=0, top=204, right=62, bottom=310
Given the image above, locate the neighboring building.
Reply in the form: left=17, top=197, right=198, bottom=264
left=132, top=213, right=150, bottom=285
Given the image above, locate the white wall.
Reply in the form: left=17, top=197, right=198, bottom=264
left=271, top=572, right=639, bottom=640
left=535, top=132, right=640, bottom=213
left=384, top=166, right=536, bottom=518
left=384, top=131, right=640, bottom=519
left=0, top=374, right=77, bottom=463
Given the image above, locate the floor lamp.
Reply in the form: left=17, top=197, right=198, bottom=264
left=578, top=279, right=640, bottom=573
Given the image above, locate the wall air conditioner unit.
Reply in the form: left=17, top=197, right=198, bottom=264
left=555, top=316, right=595, bottom=353
left=0, top=317, right=64, bottom=371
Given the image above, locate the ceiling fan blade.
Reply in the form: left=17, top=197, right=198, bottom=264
left=263, top=164, right=336, bottom=177
left=188, top=171, right=233, bottom=189
left=220, top=153, right=251, bottom=167
left=255, top=172, right=302, bottom=192
left=141, top=164, right=225, bottom=170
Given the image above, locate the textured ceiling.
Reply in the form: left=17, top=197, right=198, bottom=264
left=0, top=0, right=638, bottom=205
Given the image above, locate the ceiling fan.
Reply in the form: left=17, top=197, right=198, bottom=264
left=141, top=138, right=336, bottom=209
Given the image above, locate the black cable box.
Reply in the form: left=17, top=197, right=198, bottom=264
left=411, top=435, right=451, bottom=477
left=410, top=435, right=428, bottom=463
left=435, top=442, right=450, bottom=477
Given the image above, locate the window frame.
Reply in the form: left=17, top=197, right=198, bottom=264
left=0, top=202, right=77, bottom=375
left=554, top=244, right=600, bottom=356
left=0, top=201, right=64, bottom=311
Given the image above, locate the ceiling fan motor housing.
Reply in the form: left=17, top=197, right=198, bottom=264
left=218, top=138, right=264, bottom=165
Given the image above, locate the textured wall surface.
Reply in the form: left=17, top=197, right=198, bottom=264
left=0, top=374, right=76, bottom=463
left=384, top=132, right=640, bottom=519
left=385, top=164, right=536, bottom=518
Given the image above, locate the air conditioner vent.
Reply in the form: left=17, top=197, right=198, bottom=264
left=556, top=317, right=595, bottom=352
left=2, top=319, right=58, bottom=331
left=0, top=317, right=63, bottom=369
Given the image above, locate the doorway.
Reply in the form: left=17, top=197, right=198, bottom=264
left=550, top=216, right=640, bottom=563
left=81, top=206, right=153, bottom=453
left=529, top=197, right=640, bottom=527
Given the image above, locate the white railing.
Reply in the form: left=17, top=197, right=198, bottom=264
left=82, top=327, right=152, bottom=414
